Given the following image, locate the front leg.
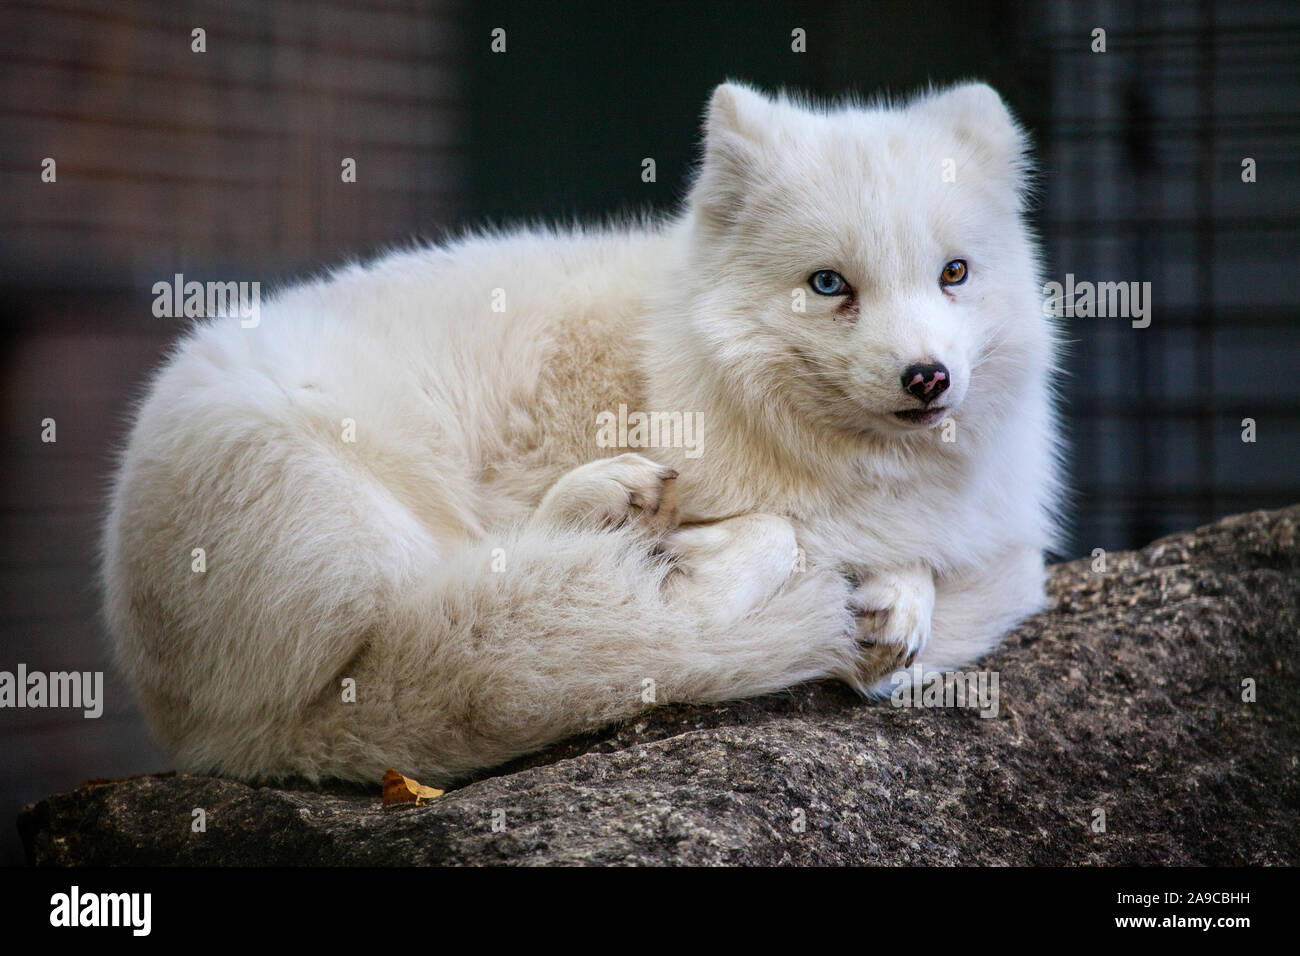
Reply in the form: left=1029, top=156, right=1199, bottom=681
left=849, top=563, right=936, bottom=677
left=862, top=544, right=1047, bottom=694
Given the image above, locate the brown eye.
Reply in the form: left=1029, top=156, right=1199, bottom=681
left=940, top=259, right=968, bottom=286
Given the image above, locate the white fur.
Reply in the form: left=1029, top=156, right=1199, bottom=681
left=102, top=82, right=1062, bottom=784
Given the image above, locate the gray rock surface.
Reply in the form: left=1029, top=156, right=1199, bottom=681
left=19, top=507, right=1300, bottom=865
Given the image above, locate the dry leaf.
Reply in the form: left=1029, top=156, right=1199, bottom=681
left=381, top=768, right=444, bottom=807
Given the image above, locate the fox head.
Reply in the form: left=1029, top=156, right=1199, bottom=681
left=675, top=81, right=1054, bottom=444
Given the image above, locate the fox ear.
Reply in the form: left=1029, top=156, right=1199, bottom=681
left=705, top=82, right=774, bottom=144
left=913, top=83, right=1031, bottom=194
left=691, top=82, right=774, bottom=230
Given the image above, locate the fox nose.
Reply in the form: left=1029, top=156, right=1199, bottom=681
left=901, top=362, right=950, bottom=404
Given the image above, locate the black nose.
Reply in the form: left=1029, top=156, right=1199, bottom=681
left=901, top=362, right=950, bottom=404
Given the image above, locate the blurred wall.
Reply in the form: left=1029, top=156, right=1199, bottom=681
left=1032, top=0, right=1300, bottom=548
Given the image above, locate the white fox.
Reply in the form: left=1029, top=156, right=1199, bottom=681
left=103, top=81, right=1062, bottom=784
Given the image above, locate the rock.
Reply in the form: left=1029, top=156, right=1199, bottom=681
left=19, top=507, right=1300, bottom=865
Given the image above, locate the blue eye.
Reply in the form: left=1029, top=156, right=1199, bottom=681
left=809, top=269, right=849, bottom=296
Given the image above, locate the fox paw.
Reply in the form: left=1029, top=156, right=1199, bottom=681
left=847, top=567, right=935, bottom=681
left=534, top=453, right=679, bottom=534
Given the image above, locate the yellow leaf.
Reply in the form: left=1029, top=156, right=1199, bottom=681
left=381, top=767, right=444, bottom=807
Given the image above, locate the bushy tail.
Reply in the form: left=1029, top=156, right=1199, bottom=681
left=273, top=521, right=859, bottom=784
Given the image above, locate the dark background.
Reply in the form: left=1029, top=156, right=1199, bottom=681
left=1, top=0, right=1296, bottom=864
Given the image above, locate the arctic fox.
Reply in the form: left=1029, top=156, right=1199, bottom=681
left=103, top=82, right=1062, bottom=784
